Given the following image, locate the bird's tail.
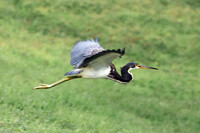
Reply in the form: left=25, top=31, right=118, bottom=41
left=64, top=69, right=83, bottom=76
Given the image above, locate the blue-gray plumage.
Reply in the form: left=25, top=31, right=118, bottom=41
left=64, top=69, right=83, bottom=76
left=33, top=38, right=158, bottom=90
left=70, top=38, right=104, bottom=68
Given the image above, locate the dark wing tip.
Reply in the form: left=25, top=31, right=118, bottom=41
left=117, top=49, right=121, bottom=53
left=116, top=48, right=125, bottom=58
left=122, top=48, right=125, bottom=55
left=111, top=48, right=125, bottom=55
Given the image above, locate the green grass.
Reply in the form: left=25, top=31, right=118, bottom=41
left=0, top=0, right=200, bottom=132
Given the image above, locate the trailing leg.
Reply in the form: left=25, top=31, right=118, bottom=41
left=33, top=76, right=81, bottom=90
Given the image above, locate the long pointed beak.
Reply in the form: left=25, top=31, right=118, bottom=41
left=138, top=65, right=158, bottom=70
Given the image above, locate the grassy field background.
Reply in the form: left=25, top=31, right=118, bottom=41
left=0, top=0, right=200, bottom=132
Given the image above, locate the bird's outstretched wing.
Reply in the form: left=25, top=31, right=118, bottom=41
left=78, top=48, right=125, bottom=69
left=70, top=38, right=104, bottom=68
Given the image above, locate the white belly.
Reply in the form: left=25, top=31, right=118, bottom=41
left=79, top=66, right=111, bottom=78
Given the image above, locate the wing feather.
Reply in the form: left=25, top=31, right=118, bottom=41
left=78, top=48, right=125, bottom=69
left=70, top=38, right=104, bottom=68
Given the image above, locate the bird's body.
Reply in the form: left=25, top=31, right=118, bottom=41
left=34, top=38, right=158, bottom=89
left=64, top=38, right=128, bottom=81
left=79, top=66, right=111, bottom=78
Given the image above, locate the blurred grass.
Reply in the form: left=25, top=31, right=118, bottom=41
left=0, top=0, right=200, bottom=132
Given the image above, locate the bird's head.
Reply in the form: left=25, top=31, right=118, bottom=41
left=126, top=62, right=158, bottom=70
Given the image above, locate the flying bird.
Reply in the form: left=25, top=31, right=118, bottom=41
left=34, top=38, right=158, bottom=89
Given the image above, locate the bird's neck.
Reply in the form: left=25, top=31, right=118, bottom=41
left=121, top=65, right=133, bottom=81
left=108, top=64, right=132, bottom=83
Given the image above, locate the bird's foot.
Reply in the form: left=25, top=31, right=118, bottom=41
left=33, top=83, right=51, bottom=90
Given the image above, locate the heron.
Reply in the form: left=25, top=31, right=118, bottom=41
left=34, top=38, right=158, bottom=89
